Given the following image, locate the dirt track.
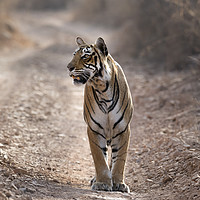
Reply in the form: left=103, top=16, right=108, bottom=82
left=0, top=10, right=200, bottom=200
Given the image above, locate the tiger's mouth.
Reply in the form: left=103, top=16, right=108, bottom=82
left=70, top=74, right=87, bottom=85
left=71, top=75, right=80, bottom=81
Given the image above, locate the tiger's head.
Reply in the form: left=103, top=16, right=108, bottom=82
left=67, top=37, right=108, bottom=85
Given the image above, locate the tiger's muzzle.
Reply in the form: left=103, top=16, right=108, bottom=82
left=67, top=63, right=91, bottom=85
left=70, top=74, right=88, bottom=85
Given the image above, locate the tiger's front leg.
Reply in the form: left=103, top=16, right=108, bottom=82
left=87, top=127, right=112, bottom=191
left=111, top=125, right=131, bottom=193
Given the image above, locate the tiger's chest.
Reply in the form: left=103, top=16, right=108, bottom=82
left=84, top=86, right=128, bottom=139
left=83, top=62, right=132, bottom=140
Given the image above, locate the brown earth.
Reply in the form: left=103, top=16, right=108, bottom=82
left=0, top=11, right=200, bottom=200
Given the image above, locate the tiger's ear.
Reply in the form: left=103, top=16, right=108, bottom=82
left=76, top=37, right=86, bottom=46
left=95, top=37, right=108, bottom=56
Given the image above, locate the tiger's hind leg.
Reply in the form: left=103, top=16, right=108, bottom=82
left=111, top=125, right=131, bottom=193
left=87, top=127, right=112, bottom=191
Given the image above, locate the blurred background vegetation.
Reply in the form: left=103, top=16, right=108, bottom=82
left=1, top=0, right=200, bottom=70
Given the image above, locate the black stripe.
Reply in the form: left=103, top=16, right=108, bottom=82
left=112, top=153, right=127, bottom=163
left=101, top=146, right=108, bottom=156
left=92, top=86, right=107, bottom=114
left=96, top=98, right=107, bottom=108
left=112, top=141, right=127, bottom=153
left=116, top=88, right=127, bottom=114
left=113, top=101, right=129, bottom=129
left=102, top=76, right=116, bottom=103
left=108, top=75, right=119, bottom=112
left=111, top=143, right=116, bottom=148
left=112, top=124, right=128, bottom=139
left=83, top=63, right=95, bottom=71
left=101, top=147, right=108, bottom=152
left=112, top=156, right=117, bottom=160
left=102, top=97, right=112, bottom=103
left=102, top=81, right=109, bottom=93
left=94, top=49, right=103, bottom=77
left=83, top=72, right=90, bottom=78
left=86, top=95, right=95, bottom=114
left=85, top=103, right=104, bottom=129
left=112, top=109, right=132, bottom=140
left=87, top=56, right=92, bottom=62
left=112, top=148, right=118, bottom=153
left=107, top=139, right=111, bottom=146
left=95, top=89, right=101, bottom=94
left=87, top=63, right=98, bottom=72
left=82, top=72, right=90, bottom=79
left=94, top=56, right=97, bottom=68
left=88, top=124, right=106, bottom=139
left=112, top=159, right=126, bottom=164
left=91, top=140, right=107, bottom=156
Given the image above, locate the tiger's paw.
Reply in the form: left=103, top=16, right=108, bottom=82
left=91, top=182, right=112, bottom=191
left=112, top=183, right=130, bottom=193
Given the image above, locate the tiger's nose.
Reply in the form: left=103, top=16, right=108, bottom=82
left=67, top=63, right=75, bottom=72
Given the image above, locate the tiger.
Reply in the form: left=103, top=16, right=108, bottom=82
left=67, top=37, right=133, bottom=193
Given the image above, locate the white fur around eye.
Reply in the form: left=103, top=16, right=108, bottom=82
left=81, top=47, right=92, bottom=58
left=83, top=47, right=92, bottom=53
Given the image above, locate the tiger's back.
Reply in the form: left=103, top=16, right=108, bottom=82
left=67, top=37, right=133, bottom=192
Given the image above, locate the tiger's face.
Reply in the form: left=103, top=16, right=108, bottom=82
left=67, top=37, right=108, bottom=85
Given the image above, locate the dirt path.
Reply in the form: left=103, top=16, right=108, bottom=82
left=0, top=10, right=200, bottom=200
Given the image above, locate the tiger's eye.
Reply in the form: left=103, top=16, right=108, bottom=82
left=82, top=54, right=90, bottom=60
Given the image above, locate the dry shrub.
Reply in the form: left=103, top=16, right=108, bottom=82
left=0, top=0, right=33, bottom=50
left=0, top=0, right=16, bottom=45
left=72, top=0, right=200, bottom=70
left=122, top=0, right=200, bottom=70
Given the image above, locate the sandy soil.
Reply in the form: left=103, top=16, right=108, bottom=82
left=0, top=11, right=200, bottom=200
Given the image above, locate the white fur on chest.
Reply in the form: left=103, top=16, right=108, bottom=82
left=89, top=95, right=127, bottom=140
